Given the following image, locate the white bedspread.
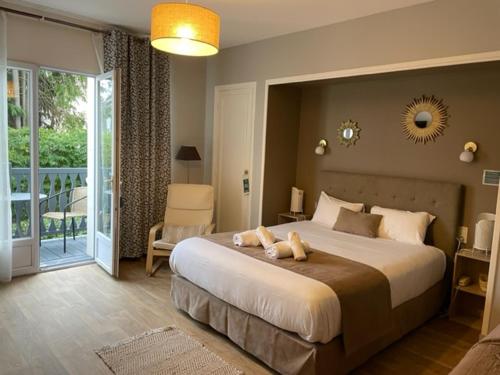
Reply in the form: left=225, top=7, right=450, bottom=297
left=169, top=221, right=446, bottom=344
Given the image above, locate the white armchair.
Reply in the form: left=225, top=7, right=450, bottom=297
left=146, top=183, right=215, bottom=275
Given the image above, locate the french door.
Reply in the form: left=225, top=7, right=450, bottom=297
left=8, top=62, right=38, bottom=276
left=94, top=70, right=120, bottom=276
left=7, top=63, right=121, bottom=276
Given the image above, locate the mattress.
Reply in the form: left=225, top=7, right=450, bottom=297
left=169, top=221, right=446, bottom=344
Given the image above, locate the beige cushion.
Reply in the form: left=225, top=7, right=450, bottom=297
left=312, top=191, right=364, bottom=228
left=152, top=184, right=214, bottom=252
left=152, top=239, right=175, bottom=250
left=164, top=184, right=214, bottom=227
left=167, top=184, right=213, bottom=210
left=333, top=207, right=383, bottom=238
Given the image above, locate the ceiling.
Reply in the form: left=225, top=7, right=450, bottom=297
left=6, top=0, right=434, bottom=48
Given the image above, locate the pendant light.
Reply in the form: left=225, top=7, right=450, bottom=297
left=150, top=2, right=220, bottom=57
left=7, top=81, right=16, bottom=98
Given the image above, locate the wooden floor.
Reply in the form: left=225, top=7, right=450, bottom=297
left=40, top=236, right=91, bottom=268
left=0, top=259, right=479, bottom=375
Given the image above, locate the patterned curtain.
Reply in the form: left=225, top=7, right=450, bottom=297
left=103, top=29, right=171, bottom=258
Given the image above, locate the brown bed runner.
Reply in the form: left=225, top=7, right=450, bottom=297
left=204, top=232, right=393, bottom=355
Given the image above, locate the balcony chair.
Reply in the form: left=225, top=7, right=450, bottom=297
left=146, top=183, right=215, bottom=276
left=40, top=186, right=87, bottom=253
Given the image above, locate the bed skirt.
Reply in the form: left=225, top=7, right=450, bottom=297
left=171, top=274, right=445, bottom=375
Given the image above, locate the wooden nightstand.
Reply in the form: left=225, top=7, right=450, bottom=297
left=449, top=248, right=490, bottom=330
left=277, top=212, right=311, bottom=225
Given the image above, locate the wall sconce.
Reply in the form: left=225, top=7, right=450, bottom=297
left=315, top=139, right=328, bottom=155
left=459, top=141, right=478, bottom=163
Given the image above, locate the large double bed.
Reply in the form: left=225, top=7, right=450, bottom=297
left=169, top=171, right=463, bottom=374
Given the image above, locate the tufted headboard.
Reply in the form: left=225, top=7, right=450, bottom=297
left=317, top=170, right=464, bottom=260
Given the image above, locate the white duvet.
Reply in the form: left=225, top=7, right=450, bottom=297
left=169, top=221, right=446, bottom=344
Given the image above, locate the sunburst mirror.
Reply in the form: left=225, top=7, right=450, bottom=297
left=337, top=120, right=361, bottom=147
left=402, top=95, right=449, bottom=144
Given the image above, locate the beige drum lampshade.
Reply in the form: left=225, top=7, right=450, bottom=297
left=151, top=3, right=220, bottom=57
left=7, top=80, right=16, bottom=98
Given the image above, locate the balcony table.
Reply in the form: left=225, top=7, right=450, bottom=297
left=11, top=192, right=47, bottom=202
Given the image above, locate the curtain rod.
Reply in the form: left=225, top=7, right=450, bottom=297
left=0, top=5, right=105, bottom=34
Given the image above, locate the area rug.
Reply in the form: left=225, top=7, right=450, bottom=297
left=95, top=326, right=243, bottom=375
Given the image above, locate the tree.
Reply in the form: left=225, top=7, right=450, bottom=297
left=7, top=68, right=88, bottom=168
left=8, top=127, right=87, bottom=168
left=38, top=70, right=87, bottom=131
left=7, top=69, right=28, bottom=128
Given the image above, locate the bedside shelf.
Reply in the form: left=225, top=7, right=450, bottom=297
left=277, top=212, right=311, bottom=224
left=456, top=248, right=491, bottom=263
left=455, top=283, right=486, bottom=297
left=449, top=248, right=490, bottom=329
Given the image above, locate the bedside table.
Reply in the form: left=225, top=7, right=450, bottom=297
left=449, top=248, right=490, bottom=330
left=277, top=212, right=311, bottom=225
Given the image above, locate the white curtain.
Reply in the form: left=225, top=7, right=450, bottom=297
left=0, top=11, right=12, bottom=282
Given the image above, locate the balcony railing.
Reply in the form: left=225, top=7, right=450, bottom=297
left=11, top=167, right=87, bottom=239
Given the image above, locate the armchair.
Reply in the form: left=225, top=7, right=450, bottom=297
left=146, top=183, right=215, bottom=275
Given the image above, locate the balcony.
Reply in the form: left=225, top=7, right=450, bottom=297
left=11, top=167, right=92, bottom=267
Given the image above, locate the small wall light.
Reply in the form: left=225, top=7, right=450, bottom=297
left=459, top=141, right=478, bottom=163
left=315, top=139, right=328, bottom=155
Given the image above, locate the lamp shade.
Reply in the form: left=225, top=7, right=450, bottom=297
left=176, top=146, right=201, bottom=161
left=151, top=3, right=220, bottom=57
left=459, top=150, right=474, bottom=163
left=7, top=81, right=16, bottom=98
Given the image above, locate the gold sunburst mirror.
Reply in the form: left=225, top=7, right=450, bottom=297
left=337, top=120, right=361, bottom=147
left=402, top=95, right=449, bottom=144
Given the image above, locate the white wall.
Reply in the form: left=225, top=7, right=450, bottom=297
left=6, top=13, right=101, bottom=74
left=204, top=0, right=500, bottom=227
left=170, top=55, right=206, bottom=184
left=5, top=10, right=208, bottom=186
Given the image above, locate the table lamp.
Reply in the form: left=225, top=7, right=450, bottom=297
left=175, top=146, right=201, bottom=183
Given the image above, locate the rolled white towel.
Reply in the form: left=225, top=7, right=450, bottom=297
left=288, top=231, right=307, bottom=261
left=233, top=230, right=260, bottom=247
left=265, top=241, right=290, bottom=259
left=255, top=226, right=276, bottom=249
left=265, top=240, right=312, bottom=259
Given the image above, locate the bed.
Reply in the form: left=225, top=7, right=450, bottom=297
left=169, top=171, right=464, bottom=374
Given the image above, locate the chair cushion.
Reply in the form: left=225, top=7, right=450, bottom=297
left=152, top=239, right=175, bottom=250
left=161, top=223, right=207, bottom=245
left=167, top=184, right=214, bottom=210
left=164, top=184, right=214, bottom=227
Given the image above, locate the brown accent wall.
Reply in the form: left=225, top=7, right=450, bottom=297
left=205, top=0, right=500, bottom=227
left=261, top=86, right=302, bottom=226
left=264, top=62, right=500, bottom=247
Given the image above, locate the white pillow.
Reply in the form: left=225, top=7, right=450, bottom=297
left=370, top=206, right=436, bottom=245
left=311, top=191, right=364, bottom=228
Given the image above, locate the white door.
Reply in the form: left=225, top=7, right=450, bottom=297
left=7, top=63, right=39, bottom=276
left=94, top=70, right=120, bottom=276
left=213, top=83, right=256, bottom=232
left=482, top=184, right=500, bottom=335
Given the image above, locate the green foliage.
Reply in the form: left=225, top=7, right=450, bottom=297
left=8, top=127, right=87, bottom=168
left=8, top=68, right=88, bottom=168
left=38, top=70, right=87, bottom=131
left=7, top=101, right=25, bottom=121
